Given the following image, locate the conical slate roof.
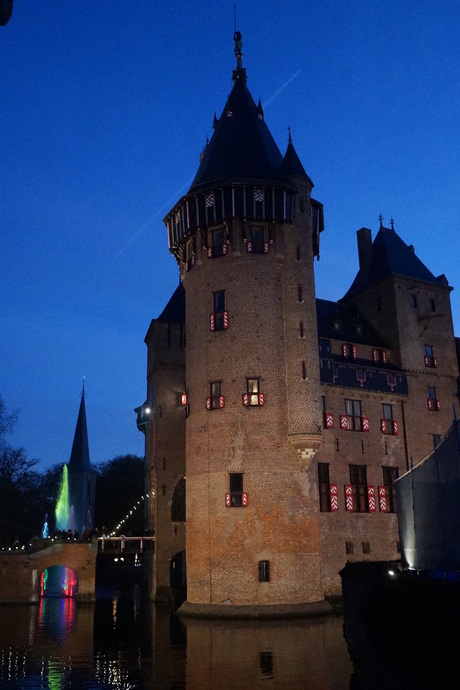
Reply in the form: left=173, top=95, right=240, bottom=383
left=68, top=386, right=91, bottom=472
left=157, top=281, right=185, bottom=323
left=188, top=32, right=309, bottom=194
left=344, top=224, right=448, bottom=299
left=189, top=81, right=283, bottom=193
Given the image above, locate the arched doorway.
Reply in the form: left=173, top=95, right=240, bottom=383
left=40, top=565, right=79, bottom=598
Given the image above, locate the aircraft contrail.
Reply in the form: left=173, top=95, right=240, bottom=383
left=263, top=68, right=302, bottom=109
left=111, top=70, right=302, bottom=263
left=110, top=176, right=195, bottom=262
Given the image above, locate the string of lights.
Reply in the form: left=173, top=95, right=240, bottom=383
left=109, top=490, right=155, bottom=537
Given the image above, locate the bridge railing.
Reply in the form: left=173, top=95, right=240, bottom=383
left=98, top=536, right=155, bottom=553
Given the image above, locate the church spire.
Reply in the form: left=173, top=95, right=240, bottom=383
left=68, top=383, right=91, bottom=471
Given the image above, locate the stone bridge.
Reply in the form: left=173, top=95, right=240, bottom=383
left=0, top=541, right=98, bottom=603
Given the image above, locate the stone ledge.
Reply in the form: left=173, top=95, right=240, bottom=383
left=177, top=598, right=334, bottom=620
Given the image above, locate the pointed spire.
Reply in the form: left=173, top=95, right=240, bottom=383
left=255, top=98, right=264, bottom=120
left=68, top=384, right=91, bottom=471
left=379, top=213, right=384, bottom=229
left=232, top=30, right=247, bottom=84
left=280, top=128, right=310, bottom=180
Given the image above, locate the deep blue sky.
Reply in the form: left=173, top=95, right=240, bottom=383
left=2, top=1, right=459, bottom=471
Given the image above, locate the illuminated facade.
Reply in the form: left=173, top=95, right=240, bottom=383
left=142, top=34, right=460, bottom=611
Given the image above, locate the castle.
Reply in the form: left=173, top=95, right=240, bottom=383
left=137, top=33, right=459, bottom=613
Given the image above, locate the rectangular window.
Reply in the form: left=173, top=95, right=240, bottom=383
left=243, top=378, right=265, bottom=407
left=209, top=227, right=227, bottom=258
left=382, top=466, right=399, bottom=513
left=228, top=472, right=244, bottom=507
left=345, top=542, right=354, bottom=555
left=211, top=290, right=228, bottom=331
left=349, top=464, right=368, bottom=513
left=344, top=399, right=363, bottom=431
left=411, top=294, right=418, bottom=308
left=246, top=226, right=268, bottom=254
left=342, top=343, right=357, bottom=359
left=207, top=381, right=224, bottom=410
left=430, top=299, right=436, bottom=312
left=372, top=348, right=387, bottom=364
left=185, top=238, right=196, bottom=271
left=424, top=345, right=437, bottom=368
left=427, top=387, right=440, bottom=411
left=381, top=403, right=398, bottom=435
left=362, top=541, right=371, bottom=555
left=258, top=560, right=270, bottom=582
left=321, top=396, right=334, bottom=429
left=318, top=463, right=331, bottom=512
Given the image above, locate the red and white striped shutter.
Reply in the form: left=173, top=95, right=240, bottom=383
left=345, top=485, right=354, bottom=512
left=352, top=345, right=357, bottom=359
left=330, top=483, right=339, bottom=511
left=372, top=348, right=378, bottom=362
left=325, top=413, right=334, bottom=429
left=381, top=419, right=387, bottom=434
left=424, top=355, right=430, bottom=367
left=191, top=254, right=195, bottom=267
left=242, top=492, right=248, bottom=506
left=263, top=242, right=269, bottom=254
left=433, top=357, right=438, bottom=368
left=393, top=420, right=399, bottom=435
left=207, top=247, right=213, bottom=258
left=436, top=399, right=441, bottom=411
left=210, top=313, right=215, bottom=331
left=342, top=344, right=349, bottom=358
left=382, top=350, right=387, bottom=364
left=206, top=398, right=212, bottom=410
left=340, top=415, right=349, bottom=430
left=367, top=485, right=376, bottom=512
left=246, top=241, right=253, bottom=253
left=181, top=393, right=187, bottom=405
left=223, top=243, right=228, bottom=255
left=362, top=417, right=370, bottom=432
left=218, top=396, right=225, bottom=408
left=223, top=311, right=229, bottom=330
left=242, top=394, right=249, bottom=407
left=378, top=486, right=388, bottom=512
left=258, top=393, right=265, bottom=406
left=427, top=398, right=434, bottom=411
left=225, top=493, right=231, bottom=507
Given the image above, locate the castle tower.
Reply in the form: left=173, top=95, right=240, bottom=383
left=342, top=220, right=459, bottom=463
left=67, top=383, right=96, bottom=534
left=163, top=33, right=326, bottom=613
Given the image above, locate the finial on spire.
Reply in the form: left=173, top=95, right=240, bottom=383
left=81, top=377, right=86, bottom=399
left=379, top=213, right=383, bottom=228
left=288, top=126, right=292, bottom=143
left=232, top=23, right=247, bottom=83
left=390, top=216, right=395, bottom=230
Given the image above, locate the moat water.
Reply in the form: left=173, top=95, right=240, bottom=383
left=0, top=589, right=354, bottom=689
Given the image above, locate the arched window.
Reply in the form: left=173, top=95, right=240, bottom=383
left=171, top=477, right=186, bottom=522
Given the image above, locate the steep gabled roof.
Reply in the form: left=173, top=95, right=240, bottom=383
left=68, top=386, right=91, bottom=472
left=316, top=298, right=389, bottom=347
left=344, top=224, right=448, bottom=299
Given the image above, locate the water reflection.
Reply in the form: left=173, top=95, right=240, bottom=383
left=0, top=594, right=352, bottom=689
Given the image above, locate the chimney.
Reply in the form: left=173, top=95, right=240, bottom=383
left=357, top=227, right=372, bottom=274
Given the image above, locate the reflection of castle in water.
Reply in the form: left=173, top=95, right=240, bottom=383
left=0, top=599, right=353, bottom=688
